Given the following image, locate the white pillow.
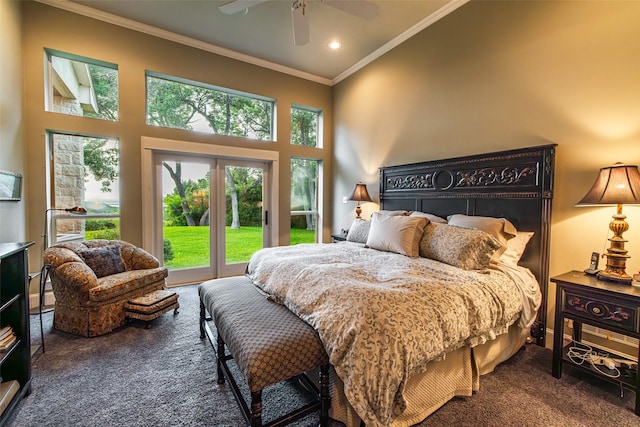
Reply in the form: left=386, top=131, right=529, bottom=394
left=409, top=211, right=447, bottom=224
left=375, top=209, right=409, bottom=218
left=346, top=219, right=370, bottom=244
left=365, top=213, right=428, bottom=257
left=500, top=231, right=534, bottom=266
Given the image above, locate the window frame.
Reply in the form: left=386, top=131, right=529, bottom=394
left=44, top=48, right=119, bottom=121
left=290, top=104, right=323, bottom=148
left=46, top=130, right=121, bottom=246
left=290, top=157, right=322, bottom=244
left=145, top=71, right=276, bottom=141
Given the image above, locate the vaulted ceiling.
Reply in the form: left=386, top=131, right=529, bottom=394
left=45, top=0, right=468, bottom=85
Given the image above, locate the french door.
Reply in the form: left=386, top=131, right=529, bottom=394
left=153, top=154, right=271, bottom=285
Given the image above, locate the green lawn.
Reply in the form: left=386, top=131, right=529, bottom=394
left=163, top=225, right=315, bottom=269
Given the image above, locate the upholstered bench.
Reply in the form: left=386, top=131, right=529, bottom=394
left=125, top=289, right=179, bottom=328
left=198, top=276, right=330, bottom=427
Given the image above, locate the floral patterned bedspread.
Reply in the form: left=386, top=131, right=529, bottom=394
left=246, top=242, right=538, bottom=427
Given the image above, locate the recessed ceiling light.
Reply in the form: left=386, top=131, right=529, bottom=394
left=328, top=40, right=342, bottom=50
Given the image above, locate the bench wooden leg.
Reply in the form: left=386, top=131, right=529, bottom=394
left=250, top=390, right=262, bottom=427
left=199, top=300, right=206, bottom=339
left=217, top=334, right=226, bottom=385
left=319, top=364, right=330, bottom=427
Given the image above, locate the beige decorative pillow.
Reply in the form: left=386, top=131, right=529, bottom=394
left=500, top=231, right=534, bottom=266
left=447, top=214, right=517, bottom=261
left=346, top=219, right=371, bottom=244
left=409, top=211, right=447, bottom=224
left=419, top=223, right=503, bottom=270
left=365, top=213, right=428, bottom=257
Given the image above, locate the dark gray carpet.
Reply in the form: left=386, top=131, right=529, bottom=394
left=7, top=284, right=638, bottom=427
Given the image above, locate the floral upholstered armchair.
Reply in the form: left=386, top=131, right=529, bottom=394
left=43, top=240, right=168, bottom=337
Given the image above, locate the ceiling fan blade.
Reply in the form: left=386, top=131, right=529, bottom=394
left=219, top=0, right=269, bottom=15
left=322, top=0, right=378, bottom=21
left=292, top=5, right=310, bottom=46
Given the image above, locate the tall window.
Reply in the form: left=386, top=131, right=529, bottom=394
left=291, top=105, right=322, bottom=148
left=45, top=49, right=118, bottom=121
left=48, top=132, right=120, bottom=245
left=146, top=72, right=275, bottom=140
left=290, top=158, right=320, bottom=244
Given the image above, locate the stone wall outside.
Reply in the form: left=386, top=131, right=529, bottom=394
left=52, top=95, right=84, bottom=236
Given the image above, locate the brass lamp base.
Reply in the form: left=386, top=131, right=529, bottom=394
left=354, top=202, right=363, bottom=219
left=597, top=206, right=633, bottom=285
left=597, top=269, right=633, bottom=285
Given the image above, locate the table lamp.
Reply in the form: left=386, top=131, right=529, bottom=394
left=349, top=183, right=372, bottom=219
left=577, top=163, right=640, bottom=284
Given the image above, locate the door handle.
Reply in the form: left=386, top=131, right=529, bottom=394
left=265, top=210, right=268, bottom=226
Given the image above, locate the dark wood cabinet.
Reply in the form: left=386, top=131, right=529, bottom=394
left=0, top=242, right=34, bottom=425
left=551, top=271, right=640, bottom=416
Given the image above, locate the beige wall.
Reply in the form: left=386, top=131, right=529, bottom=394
left=9, top=1, right=640, bottom=345
left=0, top=0, right=26, bottom=244
left=333, top=1, right=640, bottom=345
left=21, top=2, right=333, bottom=273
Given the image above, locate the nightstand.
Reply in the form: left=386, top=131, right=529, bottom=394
left=331, top=234, right=347, bottom=243
left=551, top=271, right=640, bottom=415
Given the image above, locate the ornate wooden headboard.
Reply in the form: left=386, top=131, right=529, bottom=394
left=379, top=144, right=556, bottom=346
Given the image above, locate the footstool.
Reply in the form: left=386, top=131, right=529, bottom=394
left=125, top=289, right=179, bottom=328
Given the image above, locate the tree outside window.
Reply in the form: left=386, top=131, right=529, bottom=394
left=146, top=74, right=274, bottom=141
left=291, top=158, right=320, bottom=244
left=291, top=105, right=321, bottom=148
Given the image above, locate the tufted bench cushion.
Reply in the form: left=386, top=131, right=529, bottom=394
left=199, top=275, right=330, bottom=426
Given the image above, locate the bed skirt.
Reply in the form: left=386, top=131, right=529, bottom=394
left=330, top=324, right=529, bottom=427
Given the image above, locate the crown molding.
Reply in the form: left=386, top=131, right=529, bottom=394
left=37, top=0, right=468, bottom=87
left=36, top=0, right=332, bottom=85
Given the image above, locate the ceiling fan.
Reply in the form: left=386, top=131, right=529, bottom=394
left=218, top=0, right=379, bottom=46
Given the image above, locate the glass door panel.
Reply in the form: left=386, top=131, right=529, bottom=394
left=152, top=152, right=272, bottom=284
left=220, top=161, right=267, bottom=276
left=160, top=158, right=212, bottom=282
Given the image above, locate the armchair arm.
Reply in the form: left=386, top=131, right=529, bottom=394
left=120, top=243, right=160, bottom=270
left=43, top=246, right=83, bottom=268
left=50, top=261, right=98, bottom=303
left=44, top=246, right=98, bottom=303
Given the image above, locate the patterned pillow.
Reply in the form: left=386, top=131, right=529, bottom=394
left=79, top=245, right=126, bottom=278
left=346, top=219, right=371, bottom=244
left=365, top=213, right=428, bottom=257
left=447, top=214, right=517, bottom=262
left=419, top=222, right=503, bottom=270
left=447, top=214, right=517, bottom=248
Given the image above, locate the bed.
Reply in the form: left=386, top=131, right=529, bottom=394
left=247, top=144, right=556, bottom=426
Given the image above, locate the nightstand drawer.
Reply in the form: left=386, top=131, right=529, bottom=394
left=563, top=290, right=639, bottom=333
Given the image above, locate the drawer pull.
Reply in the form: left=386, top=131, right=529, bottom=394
left=584, top=300, right=629, bottom=322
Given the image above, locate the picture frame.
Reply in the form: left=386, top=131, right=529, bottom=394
left=0, top=169, right=23, bottom=201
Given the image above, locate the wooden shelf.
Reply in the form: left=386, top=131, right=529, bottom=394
left=0, top=242, right=34, bottom=424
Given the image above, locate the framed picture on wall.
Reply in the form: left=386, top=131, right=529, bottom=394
left=0, top=170, right=23, bottom=201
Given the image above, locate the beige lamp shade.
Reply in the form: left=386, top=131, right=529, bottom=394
left=577, top=163, right=640, bottom=206
left=349, top=183, right=372, bottom=203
